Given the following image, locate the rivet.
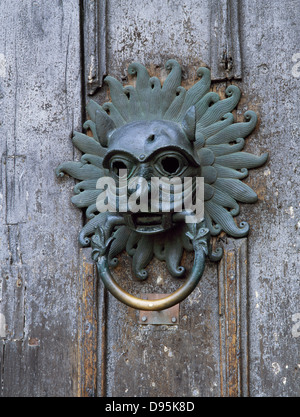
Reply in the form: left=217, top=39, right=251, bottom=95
left=171, top=317, right=177, bottom=323
left=141, top=316, right=147, bottom=322
left=139, top=154, right=145, bottom=161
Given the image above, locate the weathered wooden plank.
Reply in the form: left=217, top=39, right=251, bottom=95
left=1, top=341, right=25, bottom=397
left=96, top=276, right=108, bottom=398
left=82, top=0, right=107, bottom=95
left=78, top=248, right=97, bottom=397
left=0, top=317, right=5, bottom=339
left=0, top=0, right=83, bottom=396
left=7, top=225, right=22, bottom=265
left=104, top=0, right=211, bottom=79
left=0, top=340, right=41, bottom=397
left=0, top=341, right=3, bottom=395
left=218, top=238, right=249, bottom=397
left=0, top=265, right=27, bottom=341
left=0, top=163, right=10, bottom=268
left=5, top=155, right=27, bottom=225
left=210, top=0, right=242, bottom=81
left=239, top=0, right=300, bottom=397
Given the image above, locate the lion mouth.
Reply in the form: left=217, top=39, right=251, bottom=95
left=123, top=213, right=173, bottom=234
left=134, top=213, right=162, bottom=225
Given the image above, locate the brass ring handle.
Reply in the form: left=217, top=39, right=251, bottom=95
left=96, top=246, right=206, bottom=311
left=94, top=225, right=211, bottom=311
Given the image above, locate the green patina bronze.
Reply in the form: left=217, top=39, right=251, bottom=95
left=56, top=60, right=268, bottom=310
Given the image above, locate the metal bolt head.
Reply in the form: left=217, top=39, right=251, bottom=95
left=171, top=317, right=177, bottom=323
left=141, top=316, right=147, bottom=322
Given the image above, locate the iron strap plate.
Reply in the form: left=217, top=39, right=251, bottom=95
left=138, top=294, right=180, bottom=325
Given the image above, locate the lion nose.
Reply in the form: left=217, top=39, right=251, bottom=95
left=128, top=177, right=151, bottom=198
left=128, top=165, right=152, bottom=196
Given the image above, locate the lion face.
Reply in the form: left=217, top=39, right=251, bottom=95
left=102, top=119, right=200, bottom=234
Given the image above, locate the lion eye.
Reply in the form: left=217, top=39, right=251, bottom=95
left=161, top=156, right=180, bottom=174
left=155, top=154, right=187, bottom=176
left=110, top=158, right=134, bottom=178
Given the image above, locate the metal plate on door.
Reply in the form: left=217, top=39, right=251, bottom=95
left=138, top=294, right=179, bottom=325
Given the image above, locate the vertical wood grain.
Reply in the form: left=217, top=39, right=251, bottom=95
left=5, top=156, right=27, bottom=225
left=82, top=0, right=107, bottom=95
left=210, top=0, right=242, bottom=81
left=0, top=0, right=82, bottom=396
left=218, top=238, right=249, bottom=397
left=78, top=248, right=97, bottom=397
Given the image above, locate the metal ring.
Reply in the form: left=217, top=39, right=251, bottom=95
left=96, top=245, right=206, bottom=311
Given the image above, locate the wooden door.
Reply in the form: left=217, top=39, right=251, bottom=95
left=0, top=0, right=299, bottom=397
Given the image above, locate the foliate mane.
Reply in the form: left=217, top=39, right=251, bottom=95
left=56, top=60, right=268, bottom=277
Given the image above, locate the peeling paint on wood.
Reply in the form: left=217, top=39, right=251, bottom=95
left=0, top=265, right=27, bottom=341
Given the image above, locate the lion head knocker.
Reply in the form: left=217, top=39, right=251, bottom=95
left=56, top=60, right=268, bottom=310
